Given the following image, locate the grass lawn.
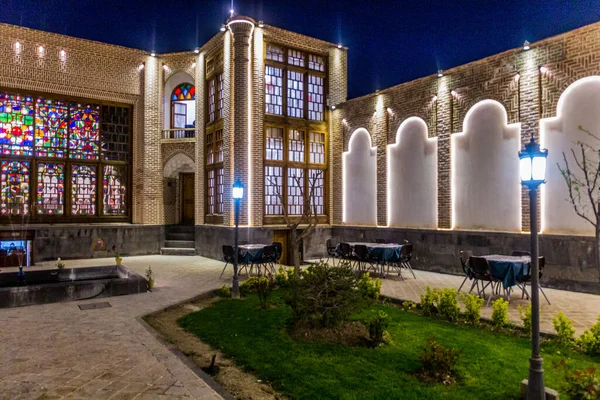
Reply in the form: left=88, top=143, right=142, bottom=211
left=178, top=291, right=599, bottom=400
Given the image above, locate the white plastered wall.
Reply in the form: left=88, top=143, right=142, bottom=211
left=163, top=71, right=195, bottom=130
left=343, top=128, right=377, bottom=226
left=452, top=100, right=521, bottom=231
left=541, top=76, right=600, bottom=235
left=388, top=117, right=437, bottom=228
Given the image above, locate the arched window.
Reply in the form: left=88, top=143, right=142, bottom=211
left=171, top=83, right=196, bottom=133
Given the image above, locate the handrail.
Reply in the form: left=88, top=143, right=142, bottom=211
left=162, top=128, right=196, bottom=139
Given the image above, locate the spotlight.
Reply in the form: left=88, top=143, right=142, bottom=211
left=150, top=51, right=156, bottom=57
left=437, top=70, right=443, bottom=78
left=258, top=21, right=264, bottom=28
left=451, top=90, right=457, bottom=97
left=59, top=49, right=66, bottom=59
left=331, top=105, right=336, bottom=110
left=38, top=45, right=45, bottom=55
left=386, top=107, right=393, bottom=114
left=337, top=43, right=342, bottom=49
left=137, top=63, right=145, bottom=71
left=514, top=73, right=521, bottom=81
left=432, top=95, right=438, bottom=102
left=191, top=62, right=196, bottom=68
left=230, top=9, right=234, bottom=17
left=539, top=66, right=548, bottom=73
left=194, top=48, right=200, bottom=54
left=220, top=24, right=227, bottom=32
left=523, top=40, right=531, bottom=51
left=14, top=41, right=21, bottom=51
left=163, top=65, right=169, bottom=71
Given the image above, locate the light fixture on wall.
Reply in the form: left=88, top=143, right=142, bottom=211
left=38, top=45, right=45, bottom=56
left=432, top=95, right=438, bottom=102
left=258, top=20, right=265, bottom=28
left=14, top=41, right=21, bottom=52
left=163, top=64, right=169, bottom=71
left=220, top=24, right=227, bottom=32
left=437, top=70, right=443, bottom=78
left=229, top=8, right=235, bottom=17
left=523, top=40, right=531, bottom=51
left=386, top=107, right=393, bottom=115
left=539, top=66, right=548, bottom=74
left=514, top=73, right=521, bottom=81
left=137, top=63, right=145, bottom=71
left=331, top=105, right=336, bottom=110
left=337, top=43, right=343, bottom=49
left=451, top=90, right=457, bottom=97
left=150, top=51, right=156, bottom=57
left=191, top=62, right=196, bottom=68
left=59, top=49, right=66, bottom=61
left=194, top=47, right=200, bottom=54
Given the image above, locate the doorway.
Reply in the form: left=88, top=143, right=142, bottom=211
left=180, top=173, right=195, bottom=225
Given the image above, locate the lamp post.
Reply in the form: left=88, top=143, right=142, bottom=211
left=231, top=180, right=244, bottom=299
left=519, top=136, right=548, bottom=400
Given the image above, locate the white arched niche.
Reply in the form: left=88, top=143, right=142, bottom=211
left=388, top=117, right=437, bottom=228
left=541, top=76, right=600, bottom=235
left=163, top=72, right=195, bottom=130
left=451, top=100, right=521, bottom=231
left=163, top=153, right=195, bottom=178
left=343, top=128, right=377, bottom=225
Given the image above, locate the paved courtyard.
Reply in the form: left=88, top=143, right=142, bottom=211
left=1, top=255, right=599, bottom=400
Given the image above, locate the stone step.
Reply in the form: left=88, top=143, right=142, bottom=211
left=166, top=225, right=195, bottom=234
left=164, top=240, right=195, bottom=249
left=160, top=247, right=196, bottom=256
left=166, top=232, right=195, bottom=241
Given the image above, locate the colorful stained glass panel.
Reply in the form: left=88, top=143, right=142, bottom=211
left=103, top=165, right=127, bottom=215
left=35, top=97, right=68, bottom=158
left=0, top=93, right=34, bottom=156
left=171, top=83, right=195, bottom=101
left=0, top=160, right=30, bottom=215
left=69, top=103, right=100, bottom=160
left=37, top=163, right=64, bottom=215
left=71, top=164, right=96, bottom=215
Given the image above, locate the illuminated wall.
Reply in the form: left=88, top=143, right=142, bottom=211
left=541, top=76, right=600, bottom=235
left=343, top=128, right=377, bottom=225
left=452, top=100, right=521, bottom=231
left=388, top=117, right=437, bottom=228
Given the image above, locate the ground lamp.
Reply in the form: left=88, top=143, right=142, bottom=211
left=519, top=136, right=548, bottom=400
left=231, top=180, right=244, bottom=298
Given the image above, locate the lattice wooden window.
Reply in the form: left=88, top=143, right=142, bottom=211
left=71, top=164, right=96, bottom=216
left=308, top=75, right=324, bottom=121
left=265, top=66, right=283, bottom=115
left=288, top=49, right=305, bottom=67
left=37, top=162, right=64, bottom=215
left=215, top=129, right=223, bottom=163
left=288, top=129, right=305, bottom=163
left=207, top=169, right=215, bottom=214
left=308, top=54, right=325, bottom=72
left=287, top=167, right=304, bottom=215
left=265, top=165, right=283, bottom=215
left=216, top=167, right=224, bottom=214
left=266, top=44, right=284, bottom=62
left=208, top=78, right=216, bottom=123
left=308, top=169, right=325, bottom=215
left=309, top=132, right=326, bottom=164
left=266, top=127, right=284, bottom=161
left=103, top=165, right=127, bottom=215
left=287, top=70, right=304, bottom=118
left=101, top=105, right=130, bottom=162
left=216, top=73, right=224, bottom=120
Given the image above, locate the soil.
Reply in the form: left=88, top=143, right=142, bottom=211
left=289, top=321, right=370, bottom=347
left=145, top=296, right=284, bottom=400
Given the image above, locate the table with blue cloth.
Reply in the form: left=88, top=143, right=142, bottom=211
left=238, top=244, right=267, bottom=264
left=345, top=242, right=404, bottom=263
left=482, top=254, right=530, bottom=289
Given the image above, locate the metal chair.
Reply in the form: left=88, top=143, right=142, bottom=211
left=259, top=245, right=277, bottom=275
left=353, top=245, right=374, bottom=273
left=518, top=256, right=550, bottom=305
left=326, top=239, right=339, bottom=266
left=220, top=245, right=236, bottom=278
left=271, top=242, right=283, bottom=266
left=469, top=256, right=500, bottom=306
left=458, top=250, right=473, bottom=292
left=399, top=243, right=416, bottom=279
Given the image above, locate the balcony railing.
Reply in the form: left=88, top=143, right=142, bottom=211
left=162, top=128, right=196, bottom=139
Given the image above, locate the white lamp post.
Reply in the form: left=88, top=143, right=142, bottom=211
left=519, top=136, right=548, bottom=400
left=231, top=180, right=244, bottom=299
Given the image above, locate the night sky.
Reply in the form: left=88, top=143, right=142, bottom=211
left=2, top=0, right=600, bottom=99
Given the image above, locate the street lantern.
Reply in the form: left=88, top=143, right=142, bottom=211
left=231, top=180, right=244, bottom=299
left=519, top=136, right=548, bottom=400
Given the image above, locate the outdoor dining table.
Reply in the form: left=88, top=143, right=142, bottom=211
left=238, top=244, right=268, bottom=264
left=344, top=242, right=404, bottom=263
left=482, top=254, right=530, bottom=289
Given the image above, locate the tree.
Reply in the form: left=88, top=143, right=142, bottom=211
left=267, top=170, right=322, bottom=278
left=557, top=126, right=600, bottom=281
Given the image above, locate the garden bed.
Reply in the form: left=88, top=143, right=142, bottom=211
left=173, top=290, right=599, bottom=400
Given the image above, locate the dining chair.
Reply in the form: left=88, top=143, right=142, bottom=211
left=260, top=245, right=277, bottom=275
left=339, top=242, right=353, bottom=266
left=353, top=245, right=374, bottom=273
left=469, top=256, right=501, bottom=307
left=518, top=256, right=550, bottom=305
left=399, top=243, right=416, bottom=279
left=325, top=239, right=339, bottom=266
left=271, top=242, right=283, bottom=266
left=458, top=250, right=473, bottom=293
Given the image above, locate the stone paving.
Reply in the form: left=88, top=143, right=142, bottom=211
left=1, top=255, right=600, bottom=400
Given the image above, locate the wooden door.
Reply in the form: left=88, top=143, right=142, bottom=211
left=180, top=173, right=195, bottom=225
left=273, top=230, right=289, bottom=266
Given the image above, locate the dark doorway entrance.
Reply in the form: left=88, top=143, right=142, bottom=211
left=180, top=173, right=195, bottom=225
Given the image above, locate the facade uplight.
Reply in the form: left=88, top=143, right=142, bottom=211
left=539, top=66, right=548, bottom=74
left=258, top=21, right=265, bottom=28
left=38, top=45, right=45, bottom=55
left=194, top=48, right=200, bottom=54
left=14, top=41, right=21, bottom=52
left=337, top=43, right=342, bottom=49
left=437, top=70, right=443, bottom=78
left=191, top=62, right=196, bottom=68
left=523, top=40, right=531, bottom=51
left=150, top=51, right=156, bottom=57
left=220, top=24, right=227, bottom=32
left=515, top=73, right=521, bottom=81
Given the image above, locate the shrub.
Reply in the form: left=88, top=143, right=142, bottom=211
left=286, top=261, right=362, bottom=328
left=358, top=273, right=382, bottom=300
left=417, top=338, right=461, bottom=385
left=255, top=275, right=277, bottom=309
left=460, top=293, right=484, bottom=324
left=420, top=286, right=440, bottom=317
left=576, top=316, right=600, bottom=356
left=553, top=312, right=576, bottom=345
left=438, top=289, right=460, bottom=322
left=553, top=359, right=600, bottom=400
left=491, top=298, right=510, bottom=327
left=274, top=266, right=291, bottom=288
left=518, top=304, right=533, bottom=334
left=367, top=310, right=390, bottom=347
left=240, top=276, right=260, bottom=295
left=401, top=300, right=417, bottom=312
left=215, top=284, right=231, bottom=297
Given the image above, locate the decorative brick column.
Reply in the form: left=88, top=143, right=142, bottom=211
left=228, top=16, right=255, bottom=226
left=195, top=52, right=206, bottom=225
left=251, top=27, right=265, bottom=227
left=436, top=76, right=452, bottom=229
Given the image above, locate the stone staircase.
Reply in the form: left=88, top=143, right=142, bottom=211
left=161, top=225, right=196, bottom=256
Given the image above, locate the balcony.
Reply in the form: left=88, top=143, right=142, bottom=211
left=162, top=128, right=196, bottom=140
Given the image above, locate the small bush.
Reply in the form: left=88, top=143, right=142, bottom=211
left=576, top=316, right=600, bottom=356
left=286, top=261, right=362, bottom=328
left=460, top=293, right=484, bottom=324
left=438, top=289, right=460, bottom=322
left=358, top=273, right=382, bottom=300
left=215, top=284, right=231, bottom=297
left=491, top=298, right=510, bottom=327
left=518, top=304, right=533, bottom=334
left=553, top=359, right=600, bottom=400
left=367, top=310, right=390, bottom=347
left=274, top=266, right=292, bottom=288
left=401, top=300, right=417, bottom=312
left=240, top=276, right=260, bottom=295
left=417, top=338, right=461, bottom=385
left=255, top=275, right=277, bottom=309
left=553, top=312, right=576, bottom=345
left=420, top=286, right=440, bottom=317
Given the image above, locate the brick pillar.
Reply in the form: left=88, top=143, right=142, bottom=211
left=142, top=55, right=163, bottom=225
left=437, top=76, right=452, bottom=229
left=228, top=17, right=254, bottom=226
left=375, top=95, right=387, bottom=226
left=251, top=27, right=264, bottom=227
left=195, top=52, right=206, bottom=225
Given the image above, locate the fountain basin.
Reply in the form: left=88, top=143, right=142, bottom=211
left=0, top=265, right=147, bottom=308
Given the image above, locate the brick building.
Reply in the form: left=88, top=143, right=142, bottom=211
left=0, top=15, right=599, bottom=291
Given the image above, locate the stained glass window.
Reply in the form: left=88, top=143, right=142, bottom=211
left=0, top=93, right=34, bottom=156
left=101, top=106, right=130, bottom=162
left=71, top=164, right=96, bottom=215
left=103, top=165, right=127, bottom=215
left=69, top=103, right=100, bottom=160
left=171, top=83, right=195, bottom=101
left=287, top=70, right=304, bottom=118
left=0, top=160, right=30, bottom=215
left=35, top=98, right=68, bottom=158
left=37, top=162, right=64, bottom=215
